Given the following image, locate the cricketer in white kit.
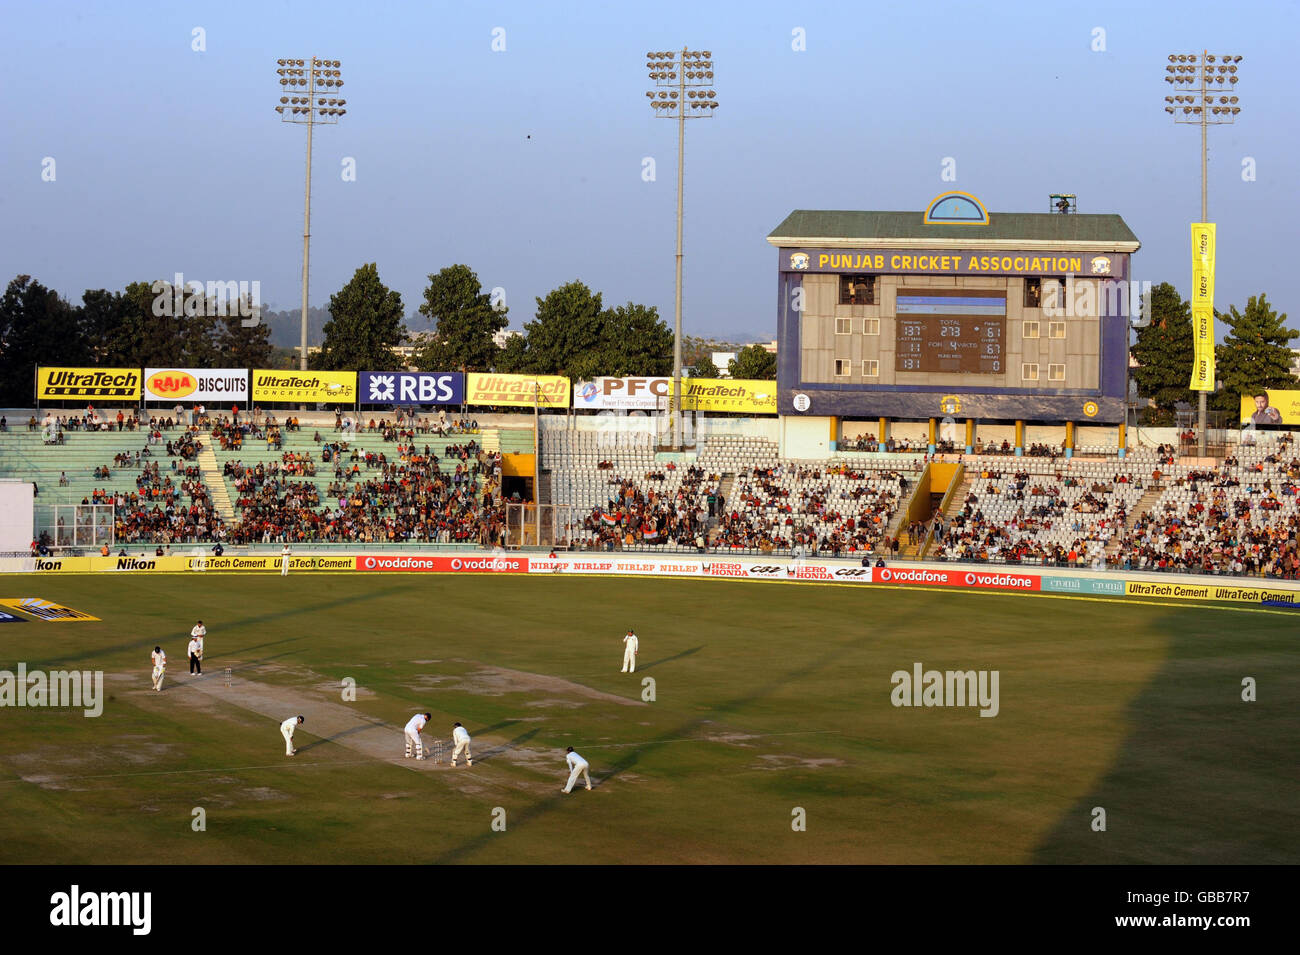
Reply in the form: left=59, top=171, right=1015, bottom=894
left=405, top=712, right=431, bottom=759
left=280, top=544, right=291, bottom=577
left=150, top=647, right=166, bottom=691
left=450, top=722, right=472, bottom=767
left=562, top=746, right=592, bottom=793
left=189, top=621, right=205, bottom=675
left=282, top=715, right=304, bottom=755
left=621, top=630, right=639, bottom=673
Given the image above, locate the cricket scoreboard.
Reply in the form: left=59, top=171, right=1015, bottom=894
left=768, top=194, right=1140, bottom=424
left=894, top=291, right=1005, bottom=375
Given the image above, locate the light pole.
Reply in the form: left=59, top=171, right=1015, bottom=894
left=1164, top=51, right=1241, bottom=456
left=646, top=48, right=718, bottom=449
left=276, top=57, right=347, bottom=371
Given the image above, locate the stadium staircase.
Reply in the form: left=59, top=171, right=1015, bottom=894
left=707, top=472, right=738, bottom=545
left=1104, top=482, right=1164, bottom=561
left=910, top=471, right=974, bottom=558
left=197, top=445, right=236, bottom=523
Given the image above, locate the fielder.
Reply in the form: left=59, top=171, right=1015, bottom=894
left=280, top=543, right=291, bottom=576
left=621, top=629, right=639, bottom=673
left=450, top=722, right=472, bottom=767
left=150, top=646, right=166, bottom=691
left=404, top=712, right=432, bottom=759
left=187, top=628, right=203, bottom=675
left=282, top=715, right=304, bottom=756
left=562, top=746, right=592, bottom=793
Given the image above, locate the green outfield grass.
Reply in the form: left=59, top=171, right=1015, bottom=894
left=0, top=573, right=1296, bottom=864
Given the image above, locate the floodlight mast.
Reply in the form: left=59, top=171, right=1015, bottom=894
left=276, top=57, right=348, bottom=373
left=645, top=48, right=718, bottom=449
left=1163, top=51, right=1242, bottom=456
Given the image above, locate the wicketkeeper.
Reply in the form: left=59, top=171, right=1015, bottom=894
left=450, top=722, right=472, bottom=767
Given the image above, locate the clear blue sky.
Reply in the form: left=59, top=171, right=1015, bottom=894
left=2, top=0, right=1296, bottom=344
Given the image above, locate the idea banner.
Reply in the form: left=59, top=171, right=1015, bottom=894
left=1189, top=223, right=1216, bottom=393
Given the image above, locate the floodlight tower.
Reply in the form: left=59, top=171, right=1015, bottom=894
left=645, top=48, right=718, bottom=449
left=276, top=57, right=348, bottom=371
left=1163, top=51, right=1242, bottom=455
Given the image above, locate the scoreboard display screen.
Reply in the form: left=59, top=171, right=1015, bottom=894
left=895, top=289, right=1005, bottom=374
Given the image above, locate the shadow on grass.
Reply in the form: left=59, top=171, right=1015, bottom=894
left=426, top=632, right=865, bottom=863
left=34, top=585, right=408, bottom=669
left=1032, top=606, right=1300, bottom=864
left=471, top=727, right=540, bottom=765
left=636, top=646, right=704, bottom=672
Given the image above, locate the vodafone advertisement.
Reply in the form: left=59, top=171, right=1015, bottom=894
left=528, top=557, right=701, bottom=576
left=873, top=566, right=1041, bottom=591
left=355, top=555, right=529, bottom=573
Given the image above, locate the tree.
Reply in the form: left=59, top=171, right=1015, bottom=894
left=691, top=354, right=720, bottom=379
left=103, top=280, right=188, bottom=369
left=1130, top=281, right=1194, bottom=426
left=79, top=288, right=135, bottom=365
left=728, top=343, right=777, bottom=380
left=520, top=281, right=605, bottom=379
left=415, top=264, right=508, bottom=372
left=0, top=275, right=88, bottom=406
left=1212, top=293, right=1299, bottom=413
left=311, top=263, right=407, bottom=371
left=218, top=308, right=274, bottom=369
left=493, top=332, right=531, bottom=373
left=598, top=302, right=673, bottom=376
left=682, top=334, right=741, bottom=367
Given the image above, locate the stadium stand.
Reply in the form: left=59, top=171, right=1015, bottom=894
left=4, top=410, right=1295, bottom=576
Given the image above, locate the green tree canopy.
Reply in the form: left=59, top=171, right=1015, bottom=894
left=728, top=343, right=777, bottom=380
left=1212, top=293, right=1299, bottom=413
left=1130, top=281, right=1194, bottom=426
left=0, top=275, right=88, bottom=406
left=598, top=302, right=673, bottom=376
left=218, top=306, right=274, bottom=370
left=415, top=264, right=507, bottom=372
left=311, top=263, right=407, bottom=371
left=690, top=354, right=720, bottom=379
left=493, top=331, right=531, bottom=373
left=520, top=280, right=605, bottom=379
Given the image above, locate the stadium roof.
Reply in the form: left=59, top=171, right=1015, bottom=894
left=767, top=211, right=1140, bottom=253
